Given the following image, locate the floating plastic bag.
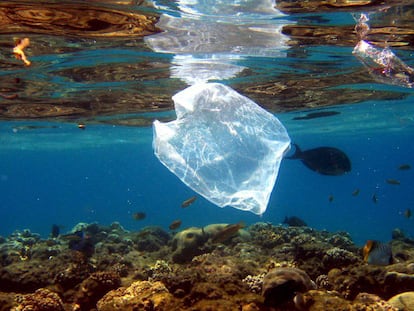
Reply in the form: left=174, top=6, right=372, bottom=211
left=353, top=40, right=414, bottom=88
left=153, top=83, right=291, bottom=215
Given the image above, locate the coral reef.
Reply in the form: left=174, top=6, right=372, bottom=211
left=262, top=267, right=315, bottom=308
left=0, top=221, right=413, bottom=310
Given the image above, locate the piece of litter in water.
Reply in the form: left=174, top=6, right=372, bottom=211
left=153, top=82, right=290, bottom=215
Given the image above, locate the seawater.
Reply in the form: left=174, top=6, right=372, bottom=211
left=1, top=97, right=413, bottom=246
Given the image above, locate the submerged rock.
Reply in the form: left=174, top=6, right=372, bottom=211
left=171, top=227, right=208, bottom=263
left=13, top=288, right=64, bottom=311
left=97, top=281, right=174, bottom=311
left=262, top=267, right=315, bottom=307
left=388, top=291, right=414, bottom=311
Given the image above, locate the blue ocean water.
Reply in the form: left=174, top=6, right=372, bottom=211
left=1, top=96, right=413, bottom=246
left=1, top=0, right=414, bottom=248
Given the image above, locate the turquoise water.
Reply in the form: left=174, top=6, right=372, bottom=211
left=1, top=97, right=413, bottom=245
left=1, top=1, right=414, bottom=246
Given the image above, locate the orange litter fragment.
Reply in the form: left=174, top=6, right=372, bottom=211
left=13, top=38, right=31, bottom=66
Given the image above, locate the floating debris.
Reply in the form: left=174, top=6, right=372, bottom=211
left=292, top=111, right=340, bottom=120
left=363, top=240, right=393, bottom=266
left=181, top=196, right=197, bottom=208
left=386, top=179, right=401, bottom=185
left=352, top=188, right=360, bottom=196
left=169, top=219, right=182, bottom=230
left=398, top=164, right=411, bottom=170
left=283, top=216, right=307, bottom=227
left=132, top=212, right=146, bottom=221
left=13, top=37, right=31, bottom=66
left=286, top=144, right=351, bottom=176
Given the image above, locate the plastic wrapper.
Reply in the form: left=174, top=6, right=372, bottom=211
left=353, top=40, right=414, bottom=88
left=153, top=83, right=291, bottom=215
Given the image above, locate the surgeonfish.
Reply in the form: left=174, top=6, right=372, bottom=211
left=363, top=240, right=393, bottom=266
left=286, top=144, right=351, bottom=176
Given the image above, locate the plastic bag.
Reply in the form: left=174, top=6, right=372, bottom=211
left=353, top=40, right=414, bottom=88
left=153, top=83, right=291, bottom=215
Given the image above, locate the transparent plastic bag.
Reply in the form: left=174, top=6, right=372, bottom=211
left=153, top=83, right=291, bottom=215
left=353, top=40, right=414, bottom=88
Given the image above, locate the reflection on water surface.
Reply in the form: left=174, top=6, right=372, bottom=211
left=0, top=0, right=413, bottom=124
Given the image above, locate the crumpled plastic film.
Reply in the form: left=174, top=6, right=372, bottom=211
left=353, top=40, right=414, bottom=88
left=153, top=83, right=291, bottom=215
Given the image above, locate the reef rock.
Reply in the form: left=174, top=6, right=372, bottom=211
left=97, top=280, right=175, bottom=311
left=262, top=267, right=315, bottom=307
left=13, top=288, right=64, bottom=311
left=388, top=291, right=414, bottom=311
left=294, top=290, right=398, bottom=311
left=74, top=271, right=121, bottom=310
left=171, top=227, right=208, bottom=263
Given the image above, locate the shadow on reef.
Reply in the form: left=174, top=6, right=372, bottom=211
left=1, top=221, right=414, bottom=310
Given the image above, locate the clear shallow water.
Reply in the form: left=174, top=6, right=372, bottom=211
left=1, top=0, right=414, bottom=246
left=1, top=97, right=414, bottom=245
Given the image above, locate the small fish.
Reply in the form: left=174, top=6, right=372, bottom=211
left=132, top=212, right=146, bottom=221
left=328, top=195, right=334, bottom=203
left=211, top=222, right=245, bottom=243
left=286, top=144, right=351, bottom=176
left=66, top=231, right=95, bottom=257
left=386, top=179, right=401, bottom=185
left=352, top=188, right=360, bottom=196
left=283, top=216, right=307, bottom=227
left=50, top=224, right=60, bottom=238
left=181, top=196, right=197, bottom=208
left=363, top=240, right=393, bottom=266
left=293, top=111, right=340, bottom=121
left=404, top=208, right=412, bottom=219
left=78, top=123, right=86, bottom=130
left=169, top=219, right=182, bottom=230
left=398, top=164, right=411, bottom=170
left=372, top=193, right=378, bottom=204
left=12, top=125, right=58, bottom=131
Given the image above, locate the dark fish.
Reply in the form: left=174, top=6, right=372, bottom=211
left=404, top=208, right=412, bottom=219
left=181, top=196, right=197, bottom=208
left=286, top=144, right=351, bottom=176
left=78, top=123, right=86, bottom=130
left=386, top=178, right=401, bottom=185
left=169, top=219, right=182, bottom=230
left=211, top=222, right=245, bottom=243
left=66, top=231, right=95, bottom=257
left=12, top=125, right=58, bottom=131
left=283, top=216, right=307, bottom=227
left=293, top=111, right=340, bottom=120
left=363, top=240, right=393, bottom=265
left=328, top=195, right=334, bottom=203
left=398, top=164, right=411, bottom=170
left=50, top=224, right=60, bottom=238
left=132, top=212, right=146, bottom=220
left=352, top=189, right=360, bottom=196
left=372, top=193, right=378, bottom=204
